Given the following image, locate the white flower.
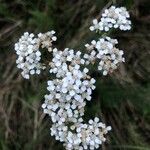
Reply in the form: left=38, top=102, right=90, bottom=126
left=49, top=118, right=111, bottom=150
left=49, top=48, right=86, bottom=78
left=90, top=6, right=131, bottom=32
left=42, top=64, right=96, bottom=123
left=41, top=48, right=111, bottom=150
left=14, top=5, right=131, bottom=149
left=14, top=32, right=43, bottom=79
left=14, top=31, right=57, bottom=79
left=84, top=37, right=125, bottom=75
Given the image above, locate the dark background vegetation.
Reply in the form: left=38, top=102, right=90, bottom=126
left=0, top=0, right=150, bottom=149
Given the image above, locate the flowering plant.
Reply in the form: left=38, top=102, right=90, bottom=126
left=14, top=5, right=131, bottom=150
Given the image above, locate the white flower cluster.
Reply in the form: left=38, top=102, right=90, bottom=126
left=50, top=118, right=111, bottom=150
left=49, top=48, right=85, bottom=78
left=14, top=5, right=131, bottom=150
left=42, top=48, right=111, bottom=149
left=14, top=31, right=56, bottom=79
left=14, top=32, right=42, bottom=79
left=84, top=37, right=125, bottom=75
left=90, top=6, right=131, bottom=32
left=42, top=74, right=95, bottom=124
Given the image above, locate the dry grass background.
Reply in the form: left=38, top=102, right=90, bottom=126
left=0, top=0, right=150, bottom=149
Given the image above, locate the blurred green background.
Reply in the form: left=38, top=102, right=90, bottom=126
left=0, top=0, right=150, bottom=150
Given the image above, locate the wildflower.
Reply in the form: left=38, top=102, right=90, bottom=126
left=49, top=48, right=85, bottom=78
left=84, top=37, right=125, bottom=75
left=90, top=6, right=131, bottom=32
left=14, top=5, right=132, bottom=150
left=14, top=32, right=42, bottom=79
left=50, top=118, right=111, bottom=150
left=14, top=31, right=56, bottom=79
left=42, top=49, right=96, bottom=123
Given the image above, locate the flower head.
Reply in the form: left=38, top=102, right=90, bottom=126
left=14, top=31, right=56, bottom=79
left=84, top=37, right=125, bottom=75
left=90, top=6, right=131, bottom=32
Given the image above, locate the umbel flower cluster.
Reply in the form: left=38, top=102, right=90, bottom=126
left=14, top=5, right=131, bottom=150
left=84, top=37, right=124, bottom=76
left=14, top=31, right=56, bottom=79
left=90, top=6, right=131, bottom=32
